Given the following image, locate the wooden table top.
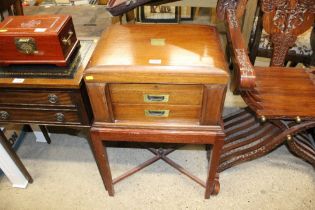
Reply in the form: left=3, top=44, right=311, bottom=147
left=85, top=24, right=229, bottom=85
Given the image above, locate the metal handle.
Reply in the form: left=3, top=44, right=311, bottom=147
left=0, top=111, right=9, bottom=120
left=48, top=94, right=58, bottom=104
left=15, top=37, right=37, bottom=55
left=62, top=31, right=74, bottom=46
left=144, top=94, right=169, bottom=103
left=144, top=110, right=169, bottom=117
left=55, top=113, right=65, bottom=122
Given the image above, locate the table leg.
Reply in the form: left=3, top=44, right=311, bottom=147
left=38, top=125, right=51, bottom=144
left=89, top=131, right=114, bottom=196
left=30, top=124, right=51, bottom=144
left=205, top=139, right=224, bottom=199
left=0, top=129, right=33, bottom=184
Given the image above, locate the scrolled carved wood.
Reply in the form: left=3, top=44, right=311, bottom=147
left=219, top=0, right=315, bottom=173
left=219, top=109, right=315, bottom=172
left=270, top=33, right=297, bottom=66
left=216, top=0, right=248, bottom=21
left=225, top=8, right=256, bottom=91
left=261, top=0, right=315, bottom=66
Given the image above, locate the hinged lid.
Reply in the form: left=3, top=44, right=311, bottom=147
left=85, top=24, right=229, bottom=84
left=0, top=15, right=71, bottom=35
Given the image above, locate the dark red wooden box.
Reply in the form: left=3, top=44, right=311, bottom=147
left=0, top=15, right=79, bottom=66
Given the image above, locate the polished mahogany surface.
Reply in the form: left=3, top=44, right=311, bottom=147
left=85, top=24, right=228, bottom=85
left=249, top=67, right=315, bottom=120
left=85, top=24, right=228, bottom=198
left=0, top=39, right=96, bottom=125
left=85, top=24, right=228, bottom=126
left=0, top=15, right=78, bottom=66
left=0, top=15, right=70, bottom=34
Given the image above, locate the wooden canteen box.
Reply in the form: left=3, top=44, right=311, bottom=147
left=84, top=24, right=229, bottom=198
left=0, top=15, right=79, bottom=66
left=84, top=24, right=229, bottom=127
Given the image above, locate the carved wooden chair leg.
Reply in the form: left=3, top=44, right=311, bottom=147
left=219, top=108, right=284, bottom=172
left=285, top=122, right=315, bottom=167
left=220, top=108, right=315, bottom=172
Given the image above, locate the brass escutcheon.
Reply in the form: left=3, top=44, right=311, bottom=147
left=15, top=37, right=37, bottom=55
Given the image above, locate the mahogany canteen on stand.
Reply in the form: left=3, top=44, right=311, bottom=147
left=0, top=15, right=78, bottom=66
left=84, top=24, right=229, bottom=199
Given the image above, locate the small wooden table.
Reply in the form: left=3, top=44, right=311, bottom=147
left=0, top=39, right=95, bottom=182
left=84, top=24, right=228, bottom=198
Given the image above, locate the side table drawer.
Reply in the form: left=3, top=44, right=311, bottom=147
left=0, top=91, right=74, bottom=106
left=87, top=83, right=227, bottom=126
left=112, top=104, right=201, bottom=123
left=110, top=84, right=203, bottom=105
left=0, top=108, right=81, bottom=124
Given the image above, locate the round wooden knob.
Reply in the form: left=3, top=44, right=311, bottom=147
left=48, top=94, right=58, bottom=104
left=0, top=111, right=9, bottom=120
left=55, top=113, right=65, bottom=122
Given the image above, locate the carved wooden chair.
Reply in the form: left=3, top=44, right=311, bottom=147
left=216, top=0, right=315, bottom=172
left=248, top=1, right=314, bottom=67
left=0, top=0, right=24, bottom=22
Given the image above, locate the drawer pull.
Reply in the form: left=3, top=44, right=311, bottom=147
left=55, top=113, right=65, bottom=122
left=48, top=94, right=58, bottom=104
left=144, top=94, right=169, bottom=103
left=0, top=111, right=9, bottom=120
left=144, top=110, right=169, bottom=117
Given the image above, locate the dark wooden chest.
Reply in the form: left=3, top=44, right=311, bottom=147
left=0, top=15, right=79, bottom=66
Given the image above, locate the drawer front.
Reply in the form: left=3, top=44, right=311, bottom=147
left=0, top=91, right=74, bottom=106
left=0, top=108, right=81, bottom=124
left=112, top=104, right=201, bottom=123
left=109, top=84, right=203, bottom=105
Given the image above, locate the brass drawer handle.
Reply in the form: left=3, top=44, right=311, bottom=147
left=0, top=111, right=9, bottom=120
left=62, top=30, right=74, bottom=46
left=144, top=94, right=169, bottom=103
left=55, top=113, right=65, bottom=122
left=144, top=110, right=169, bottom=117
left=48, top=94, right=58, bottom=104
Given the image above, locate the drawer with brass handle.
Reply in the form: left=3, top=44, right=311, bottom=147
left=110, top=84, right=203, bottom=105
left=112, top=104, right=201, bottom=123
left=0, top=91, right=75, bottom=106
left=144, top=110, right=169, bottom=117
left=144, top=94, right=169, bottom=103
left=0, top=108, right=81, bottom=124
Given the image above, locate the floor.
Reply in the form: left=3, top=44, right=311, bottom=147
left=0, top=5, right=314, bottom=210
